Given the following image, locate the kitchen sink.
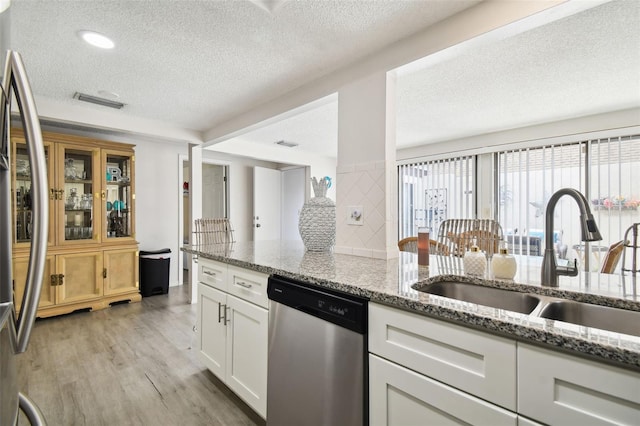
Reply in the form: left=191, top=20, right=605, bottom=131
left=417, top=282, right=542, bottom=314
left=539, top=300, right=640, bottom=337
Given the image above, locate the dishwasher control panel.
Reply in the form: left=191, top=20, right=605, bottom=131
left=267, top=275, right=368, bottom=334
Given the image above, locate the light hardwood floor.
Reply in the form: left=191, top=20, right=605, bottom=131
left=17, top=285, right=265, bottom=426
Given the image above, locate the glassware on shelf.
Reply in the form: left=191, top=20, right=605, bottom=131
left=16, top=158, right=30, bottom=176
left=80, top=194, right=92, bottom=210
left=64, top=158, right=78, bottom=180
left=66, top=188, right=79, bottom=210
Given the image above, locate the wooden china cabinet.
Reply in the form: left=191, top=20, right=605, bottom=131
left=10, top=129, right=140, bottom=318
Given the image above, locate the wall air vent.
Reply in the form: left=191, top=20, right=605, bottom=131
left=73, top=92, right=125, bottom=109
left=275, top=140, right=298, bottom=148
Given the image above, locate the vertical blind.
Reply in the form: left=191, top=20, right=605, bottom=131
left=496, top=135, right=640, bottom=271
left=398, top=156, right=475, bottom=239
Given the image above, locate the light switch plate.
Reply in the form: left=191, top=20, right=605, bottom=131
left=347, top=205, right=363, bottom=225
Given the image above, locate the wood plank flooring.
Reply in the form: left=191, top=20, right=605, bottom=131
left=16, top=285, right=265, bottom=426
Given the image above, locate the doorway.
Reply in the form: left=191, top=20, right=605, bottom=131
left=178, top=157, right=228, bottom=283
left=253, top=166, right=306, bottom=242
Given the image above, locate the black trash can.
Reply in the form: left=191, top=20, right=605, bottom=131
left=139, top=248, right=171, bottom=297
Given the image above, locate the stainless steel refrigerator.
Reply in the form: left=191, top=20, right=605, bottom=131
left=0, top=1, right=48, bottom=424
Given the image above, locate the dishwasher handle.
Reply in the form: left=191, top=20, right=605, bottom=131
left=268, top=275, right=367, bottom=334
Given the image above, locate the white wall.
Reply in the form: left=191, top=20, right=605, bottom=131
left=281, top=167, right=306, bottom=241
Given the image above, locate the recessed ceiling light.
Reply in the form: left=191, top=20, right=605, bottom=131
left=77, top=30, right=114, bottom=49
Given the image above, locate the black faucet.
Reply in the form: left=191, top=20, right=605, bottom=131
left=541, top=188, right=602, bottom=287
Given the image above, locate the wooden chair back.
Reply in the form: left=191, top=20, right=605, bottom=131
left=600, top=240, right=625, bottom=274
left=435, top=219, right=503, bottom=274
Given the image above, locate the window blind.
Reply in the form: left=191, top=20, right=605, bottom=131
left=398, top=156, right=475, bottom=239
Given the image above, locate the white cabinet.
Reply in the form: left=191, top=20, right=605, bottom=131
left=517, top=415, right=544, bottom=426
left=369, top=302, right=517, bottom=410
left=369, top=354, right=517, bottom=426
left=196, top=258, right=268, bottom=419
left=197, top=283, right=226, bottom=378
left=225, top=294, right=268, bottom=415
left=518, top=343, right=640, bottom=425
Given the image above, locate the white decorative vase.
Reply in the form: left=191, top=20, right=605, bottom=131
left=299, top=177, right=336, bottom=252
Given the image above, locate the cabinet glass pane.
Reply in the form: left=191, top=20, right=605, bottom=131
left=14, top=144, right=49, bottom=243
left=63, top=149, right=94, bottom=241
left=105, top=154, right=132, bottom=238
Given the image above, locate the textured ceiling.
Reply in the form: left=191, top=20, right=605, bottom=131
left=10, top=0, right=478, bottom=133
left=225, top=0, right=640, bottom=159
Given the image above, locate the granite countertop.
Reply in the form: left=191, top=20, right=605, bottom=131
left=182, top=240, right=640, bottom=371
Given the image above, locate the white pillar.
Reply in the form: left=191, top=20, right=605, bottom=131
left=335, top=71, right=398, bottom=259
left=188, top=144, right=202, bottom=304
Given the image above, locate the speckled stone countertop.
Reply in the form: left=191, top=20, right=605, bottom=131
left=182, top=240, right=640, bottom=371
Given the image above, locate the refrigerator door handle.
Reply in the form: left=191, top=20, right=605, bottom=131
left=3, top=50, right=48, bottom=353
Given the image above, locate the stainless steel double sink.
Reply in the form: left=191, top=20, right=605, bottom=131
left=413, top=281, right=640, bottom=337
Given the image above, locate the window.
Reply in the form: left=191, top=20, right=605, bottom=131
left=497, top=135, right=640, bottom=272
left=398, top=156, right=475, bottom=239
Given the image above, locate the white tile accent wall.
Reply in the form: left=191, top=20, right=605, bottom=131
left=335, top=160, right=398, bottom=259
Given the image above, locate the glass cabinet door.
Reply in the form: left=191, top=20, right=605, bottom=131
left=103, top=150, right=134, bottom=240
left=59, top=144, right=100, bottom=244
left=12, top=138, right=54, bottom=247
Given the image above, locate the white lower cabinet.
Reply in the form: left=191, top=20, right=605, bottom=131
left=368, top=302, right=640, bottom=426
left=224, top=293, right=268, bottom=416
left=197, top=283, right=227, bottom=379
left=369, top=354, right=518, bottom=426
left=196, top=259, right=268, bottom=419
left=516, top=415, right=544, bottom=426
left=518, top=343, right=640, bottom=425
left=369, top=302, right=517, bottom=410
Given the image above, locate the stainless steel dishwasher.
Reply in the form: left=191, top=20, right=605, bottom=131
left=267, top=275, right=368, bottom=426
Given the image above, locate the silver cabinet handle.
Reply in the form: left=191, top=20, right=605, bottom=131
left=224, top=306, right=231, bottom=325
left=218, top=302, right=225, bottom=323
left=3, top=51, right=47, bottom=353
left=236, top=280, right=253, bottom=289
left=203, top=270, right=216, bottom=277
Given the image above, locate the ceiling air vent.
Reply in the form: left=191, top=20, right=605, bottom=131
left=73, top=92, right=125, bottom=109
left=275, top=140, right=298, bottom=148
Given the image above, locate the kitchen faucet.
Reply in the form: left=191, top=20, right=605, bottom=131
left=541, top=188, right=602, bottom=287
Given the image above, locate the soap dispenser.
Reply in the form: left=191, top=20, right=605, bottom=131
left=463, top=238, right=486, bottom=278
left=492, top=241, right=517, bottom=280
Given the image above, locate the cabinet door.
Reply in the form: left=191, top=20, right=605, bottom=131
left=369, top=354, right=517, bottom=426
left=103, top=248, right=139, bottom=295
left=102, top=149, right=135, bottom=243
left=56, top=251, right=103, bottom=304
left=12, top=255, right=56, bottom=312
left=56, top=143, right=101, bottom=246
left=11, top=136, right=55, bottom=248
left=369, top=302, right=517, bottom=410
left=226, top=294, right=268, bottom=419
left=518, top=343, right=640, bottom=425
left=197, top=283, right=227, bottom=380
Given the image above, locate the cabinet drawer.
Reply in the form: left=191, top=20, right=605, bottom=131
left=518, top=343, right=640, bottom=425
left=369, top=302, right=517, bottom=410
left=198, top=258, right=227, bottom=291
left=227, top=265, right=268, bottom=308
left=369, top=354, right=517, bottom=426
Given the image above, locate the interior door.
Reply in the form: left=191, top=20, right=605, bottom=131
left=253, top=166, right=281, bottom=241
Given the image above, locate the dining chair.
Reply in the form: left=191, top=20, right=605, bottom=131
left=621, top=223, right=640, bottom=274
left=398, top=236, right=450, bottom=255
left=435, top=219, right=503, bottom=274
left=194, top=218, right=235, bottom=245
left=600, top=240, right=626, bottom=274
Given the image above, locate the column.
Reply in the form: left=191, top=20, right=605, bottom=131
left=335, top=71, right=398, bottom=259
